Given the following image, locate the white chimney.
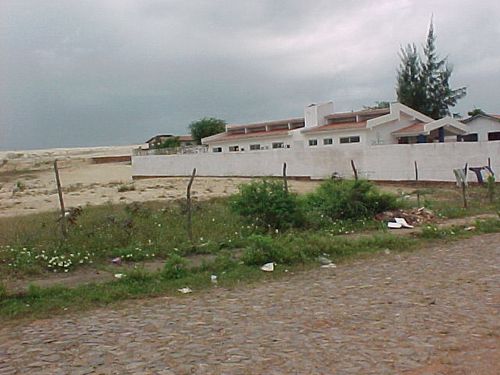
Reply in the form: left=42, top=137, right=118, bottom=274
left=304, top=101, right=334, bottom=127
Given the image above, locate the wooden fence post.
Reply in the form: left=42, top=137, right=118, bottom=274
left=462, top=181, right=468, bottom=209
left=462, top=162, right=468, bottom=209
left=53, top=159, right=67, bottom=237
left=350, top=160, right=358, bottom=180
left=282, top=162, right=288, bottom=193
left=414, top=161, right=420, bottom=207
left=186, top=168, right=196, bottom=243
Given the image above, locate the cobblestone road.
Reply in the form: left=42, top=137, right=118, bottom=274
left=1, top=234, right=499, bottom=374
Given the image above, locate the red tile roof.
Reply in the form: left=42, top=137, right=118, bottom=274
left=178, top=135, right=193, bottom=142
left=391, top=122, right=425, bottom=136
left=207, top=128, right=291, bottom=142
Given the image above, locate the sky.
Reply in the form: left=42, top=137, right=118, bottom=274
left=1, top=0, right=499, bottom=150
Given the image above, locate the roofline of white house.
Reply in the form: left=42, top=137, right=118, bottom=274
left=202, top=130, right=294, bottom=144
left=225, top=117, right=304, bottom=130
left=367, top=103, right=434, bottom=129
left=424, top=116, right=468, bottom=134
left=462, top=113, right=500, bottom=124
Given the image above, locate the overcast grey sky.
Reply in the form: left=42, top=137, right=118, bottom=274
left=1, top=0, right=499, bottom=150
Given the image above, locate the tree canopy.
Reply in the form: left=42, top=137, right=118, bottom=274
left=157, top=136, right=180, bottom=149
left=467, top=108, right=486, bottom=117
left=189, top=117, right=226, bottom=144
left=396, top=21, right=466, bottom=119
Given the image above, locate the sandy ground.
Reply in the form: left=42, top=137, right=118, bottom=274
left=0, top=146, right=323, bottom=218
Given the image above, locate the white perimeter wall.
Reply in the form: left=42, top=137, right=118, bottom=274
left=132, top=142, right=500, bottom=182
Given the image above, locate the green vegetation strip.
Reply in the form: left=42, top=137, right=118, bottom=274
left=1, top=178, right=498, bottom=322
left=1, top=217, right=499, bottom=322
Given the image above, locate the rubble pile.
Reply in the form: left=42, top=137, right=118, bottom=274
left=374, top=207, right=435, bottom=226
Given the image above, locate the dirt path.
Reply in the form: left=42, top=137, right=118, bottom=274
left=1, top=234, right=499, bottom=374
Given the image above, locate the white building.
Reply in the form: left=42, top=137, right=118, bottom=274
left=132, top=101, right=499, bottom=182
left=460, top=113, right=500, bottom=142
left=201, top=102, right=469, bottom=152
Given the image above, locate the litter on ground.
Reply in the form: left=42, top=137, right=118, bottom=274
left=261, top=262, right=274, bottom=272
left=394, top=217, right=414, bottom=228
left=387, top=222, right=402, bottom=229
left=320, top=263, right=337, bottom=269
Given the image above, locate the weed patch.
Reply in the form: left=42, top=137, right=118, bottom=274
left=305, top=179, right=400, bottom=221
left=231, top=179, right=304, bottom=230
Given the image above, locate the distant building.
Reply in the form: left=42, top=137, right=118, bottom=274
left=143, top=134, right=194, bottom=149
left=201, top=102, right=469, bottom=153
left=460, top=113, right=500, bottom=142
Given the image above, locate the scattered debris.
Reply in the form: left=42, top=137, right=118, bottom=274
left=394, top=217, right=414, bottom=228
left=177, top=287, right=192, bottom=294
left=317, top=256, right=333, bottom=265
left=388, top=217, right=414, bottom=229
left=375, top=208, right=435, bottom=226
left=318, top=256, right=336, bottom=269
left=260, top=262, right=274, bottom=272
left=114, top=273, right=125, bottom=279
left=464, top=226, right=476, bottom=231
left=211, top=275, right=218, bottom=284
left=384, top=249, right=391, bottom=255
left=62, top=206, right=82, bottom=225
left=320, top=263, right=337, bottom=269
left=111, top=257, right=122, bottom=265
left=387, top=222, right=402, bottom=229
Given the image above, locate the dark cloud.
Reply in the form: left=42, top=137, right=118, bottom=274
left=1, top=0, right=499, bottom=150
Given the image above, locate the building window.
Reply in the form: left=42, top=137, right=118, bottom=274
left=272, top=142, right=284, bottom=149
left=457, top=133, right=478, bottom=142
left=323, top=138, right=333, bottom=145
left=340, top=136, right=360, bottom=144
left=228, top=145, right=239, bottom=152
left=308, top=139, right=318, bottom=146
left=250, top=144, right=261, bottom=150
left=488, top=132, right=500, bottom=141
left=212, top=147, right=222, bottom=153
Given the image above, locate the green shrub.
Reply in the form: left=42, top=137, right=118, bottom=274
left=475, top=218, right=500, bottom=233
left=305, top=179, right=399, bottom=221
left=230, top=180, right=304, bottom=230
left=157, top=136, right=180, bottom=149
left=199, top=252, right=238, bottom=272
left=126, top=267, right=152, bottom=282
left=420, top=224, right=464, bottom=239
left=241, top=234, right=308, bottom=265
left=486, top=175, right=496, bottom=203
left=162, top=254, right=189, bottom=279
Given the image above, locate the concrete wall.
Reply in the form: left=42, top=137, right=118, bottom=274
left=132, top=141, right=500, bottom=182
